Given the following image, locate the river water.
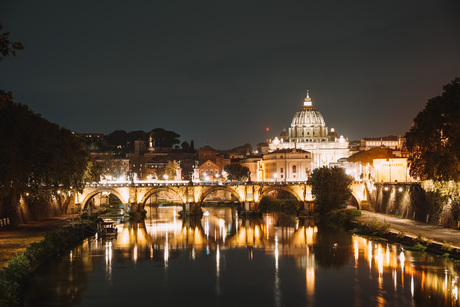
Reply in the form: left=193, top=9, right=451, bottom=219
left=25, top=207, right=460, bottom=307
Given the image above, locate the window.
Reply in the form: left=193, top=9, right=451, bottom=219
left=280, top=168, right=284, bottom=173
left=292, top=165, right=297, bottom=173
left=207, top=162, right=211, bottom=166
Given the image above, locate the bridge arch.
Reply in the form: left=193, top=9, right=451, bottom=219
left=258, top=185, right=303, bottom=202
left=140, top=187, right=186, bottom=206
left=81, top=188, right=125, bottom=209
left=197, top=186, right=244, bottom=205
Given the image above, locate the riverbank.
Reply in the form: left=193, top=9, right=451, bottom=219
left=357, top=210, right=460, bottom=248
left=0, top=215, right=73, bottom=268
left=355, top=210, right=460, bottom=259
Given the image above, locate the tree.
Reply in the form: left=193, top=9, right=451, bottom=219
left=224, top=164, right=249, bottom=181
left=0, top=91, right=90, bottom=223
left=310, top=166, right=353, bottom=216
left=149, top=128, right=180, bottom=148
left=0, top=23, right=23, bottom=62
left=405, top=78, right=460, bottom=181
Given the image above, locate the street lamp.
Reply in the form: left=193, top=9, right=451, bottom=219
left=274, top=173, right=278, bottom=183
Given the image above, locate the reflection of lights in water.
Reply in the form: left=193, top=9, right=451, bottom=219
left=150, top=245, right=153, bottom=259
left=275, top=230, right=279, bottom=270
left=266, top=215, right=270, bottom=240
left=205, top=218, right=209, bottom=239
left=305, top=246, right=315, bottom=298
left=354, top=239, right=359, bottom=264
left=411, top=274, right=414, bottom=298
left=368, top=241, right=373, bottom=270
left=133, top=244, right=138, bottom=263
left=203, top=211, right=209, bottom=216
left=274, top=228, right=281, bottom=307
left=191, top=247, right=195, bottom=260
left=219, top=219, right=225, bottom=242
left=394, top=270, right=397, bottom=291
left=105, top=241, right=113, bottom=281
left=386, top=245, right=390, bottom=265
left=399, top=251, right=405, bottom=272
left=377, top=245, right=384, bottom=277
left=216, top=245, right=220, bottom=277
left=353, top=235, right=460, bottom=303
left=453, top=280, right=458, bottom=301
left=206, top=244, right=210, bottom=255
left=164, top=233, right=169, bottom=268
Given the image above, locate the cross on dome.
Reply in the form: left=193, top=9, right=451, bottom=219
left=303, top=90, right=312, bottom=107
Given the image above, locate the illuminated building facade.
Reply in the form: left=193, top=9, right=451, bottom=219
left=360, top=135, right=405, bottom=150
left=373, top=158, right=410, bottom=182
left=268, top=91, right=350, bottom=169
left=257, top=149, right=312, bottom=182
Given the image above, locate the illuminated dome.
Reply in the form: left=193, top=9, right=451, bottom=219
left=268, top=89, right=350, bottom=170
left=291, top=91, right=325, bottom=127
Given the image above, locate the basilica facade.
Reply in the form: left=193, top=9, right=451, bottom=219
left=268, top=91, right=350, bottom=170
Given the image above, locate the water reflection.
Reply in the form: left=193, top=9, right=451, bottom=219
left=25, top=207, right=460, bottom=307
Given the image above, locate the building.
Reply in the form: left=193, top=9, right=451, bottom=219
left=373, top=158, right=410, bottom=182
left=360, top=135, right=405, bottom=150
left=198, top=145, right=217, bottom=164
left=241, top=148, right=312, bottom=182
left=268, top=91, right=350, bottom=169
left=198, top=160, right=220, bottom=180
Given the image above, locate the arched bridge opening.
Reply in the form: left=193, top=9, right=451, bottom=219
left=258, top=186, right=302, bottom=213
left=81, top=189, right=125, bottom=213
left=198, top=186, right=243, bottom=207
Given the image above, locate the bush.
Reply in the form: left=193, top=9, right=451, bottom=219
left=258, top=197, right=298, bottom=214
left=327, top=208, right=361, bottom=227
left=405, top=243, right=427, bottom=253
left=0, top=226, right=93, bottom=306
left=354, top=218, right=390, bottom=236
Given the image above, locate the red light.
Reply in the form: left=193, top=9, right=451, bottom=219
left=266, top=128, right=269, bottom=131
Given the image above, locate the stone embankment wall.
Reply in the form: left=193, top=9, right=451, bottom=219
left=0, top=193, right=75, bottom=225
left=367, top=182, right=458, bottom=228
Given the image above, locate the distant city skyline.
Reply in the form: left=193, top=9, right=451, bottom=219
left=1, top=1, right=459, bottom=149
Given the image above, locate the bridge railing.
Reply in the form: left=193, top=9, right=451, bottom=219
left=84, top=180, right=312, bottom=188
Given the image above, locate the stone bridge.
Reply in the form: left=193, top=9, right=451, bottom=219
left=75, top=180, right=369, bottom=213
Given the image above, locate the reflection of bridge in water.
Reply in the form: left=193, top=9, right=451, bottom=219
left=76, top=180, right=370, bottom=214
left=109, top=209, right=319, bottom=262
left=94, top=207, right=460, bottom=304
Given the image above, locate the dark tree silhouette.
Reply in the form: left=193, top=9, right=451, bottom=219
left=405, top=78, right=460, bottom=181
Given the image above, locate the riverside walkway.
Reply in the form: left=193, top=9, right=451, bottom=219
left=357, top=210, right=460, bottom=249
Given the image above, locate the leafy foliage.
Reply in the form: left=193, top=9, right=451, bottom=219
left=0, top=23, right=23, bottom=62
left=150, top=128, right=180, bottom=148
left=0, top=92, right=90, bottom=223
left=405, top=78, right=460, bottom=181
left=310, top=166, right=353, bottom=216
left=224, top=164, right=249, bottom=181
left=258, top=196, right=298, bottom=214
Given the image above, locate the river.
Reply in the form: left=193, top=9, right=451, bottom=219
left=25, top=207, right=460, bottom=306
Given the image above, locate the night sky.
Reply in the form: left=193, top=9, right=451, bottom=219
left=1, top=1, right=459, bottom=149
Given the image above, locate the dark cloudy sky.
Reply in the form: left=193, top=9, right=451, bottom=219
left=1, top=1, right=459, bottom=149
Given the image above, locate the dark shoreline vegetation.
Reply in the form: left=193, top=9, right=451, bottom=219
left=0, top=223, right=97, bottom=307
